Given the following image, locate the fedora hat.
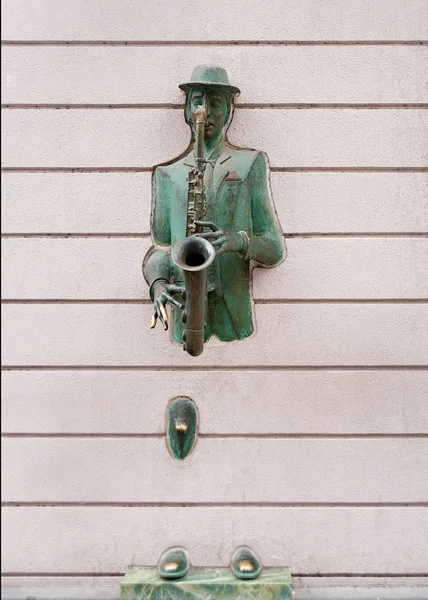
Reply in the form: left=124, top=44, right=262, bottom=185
left=179, top=65, right=240, bottom=95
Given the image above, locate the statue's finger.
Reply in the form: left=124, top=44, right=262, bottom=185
left=194, top=231, right=222, bottom=239
left=159, top=301, right=169, bottom=323
left=212, top=237, right=228, bottom=255
left=154, top=299, right=168, bottom=327
left=211, top=236, right=227, bottom=247
left=155, top=306, right=168, bottom=331
left=194, top=220, right=217, bottom=231
left=166, top=284, right=184, bottom=294
left=150, top=313, right=158, bottom=329
left=162, top=292, right=184, bottom=310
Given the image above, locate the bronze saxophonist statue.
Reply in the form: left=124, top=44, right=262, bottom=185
left=143, top=65, right=285, bottom=356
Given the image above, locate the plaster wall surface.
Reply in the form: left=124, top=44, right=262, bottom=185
left=2, top=0, right=428, bottom=594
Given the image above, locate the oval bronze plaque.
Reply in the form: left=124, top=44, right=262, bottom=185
left=166, top=396, right=198, bottom=460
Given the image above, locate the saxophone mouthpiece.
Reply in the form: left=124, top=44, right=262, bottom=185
left=194, top=105, right=206, bottom=124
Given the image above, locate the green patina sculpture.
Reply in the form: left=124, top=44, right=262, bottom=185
left=167, top=397, right=198, bottom=460
left=121, top=567, right=292, bottom=600
left=231, top=546, right=263, bottom=580
left=156, top=546, right=263, bottom=582
left=143, top=65, right=285, bottom=355
left=157, top=547, right=190, bottom=580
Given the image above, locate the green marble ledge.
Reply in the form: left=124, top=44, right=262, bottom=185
left=120, top=568, right=292, bottom=600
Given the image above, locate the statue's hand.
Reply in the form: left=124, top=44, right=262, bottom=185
left=150, top=282, right=185, bottom=331
left=194, top=221, right=245, bottom=255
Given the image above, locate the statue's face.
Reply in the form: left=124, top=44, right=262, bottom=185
left=188, top=90, right=230, bottom=140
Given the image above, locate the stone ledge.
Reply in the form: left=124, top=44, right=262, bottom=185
left=120, top=568, right=292, bottom=600
left=2, top=586, right=428, bottom=600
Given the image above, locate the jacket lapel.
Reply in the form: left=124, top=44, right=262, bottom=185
left=213, top=147, right=231, bottom=199
left=183, top=151, right=195, bottom=170
left=182, top=146, right=231, bottom=206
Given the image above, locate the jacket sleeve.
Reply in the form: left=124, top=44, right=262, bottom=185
left=245, top=151, right=285, bottom=266
left=142, top=167, right=174, bottom=297
left=152, top=167, right=171, bottom=245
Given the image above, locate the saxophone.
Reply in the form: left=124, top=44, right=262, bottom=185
left=171, top=105, right=215, bottom=357
left=186, top=105, right=207, bottom=236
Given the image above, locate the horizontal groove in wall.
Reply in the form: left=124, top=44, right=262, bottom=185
left=3, top=298, right=428, bottom=304
left=258, top=299, right=428, bottom=304
left=2, top=40, right=428, bottom=46
left=2, top=104, right=183, bottom=110
left=3, top=167, right=428, bottom=173
left=1, top=299, right=152, bottom=304
left=1, top=233, right=151, bottom=238
left=285, top=232, right=428, bottom=238
left=2, top=433, right=427, bottom=439
left=2, top=299, right=428, bottom=305
left=2, top=233, right=427, bottom=239
left=3, top=502, right=428, bottom=508
left=3, top=572, right=427, bottom=578
left=3, top=103, right=428, bottom=109
left=1, top=572, right=127, bottom=577
left=1, top=167, right=154, bottom=173
left=2, top=365, right=428, bottom=372
left=272, top=167, right=428, bottom=173
left=294, top=573, right=428, bottom=578
left=1, top=433, right=163, bottom=438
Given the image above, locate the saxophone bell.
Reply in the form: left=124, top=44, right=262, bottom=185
left=171, top=236, right=215, bottom=357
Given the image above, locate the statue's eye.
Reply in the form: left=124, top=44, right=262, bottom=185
left=210, top=97, right=224, bottom=109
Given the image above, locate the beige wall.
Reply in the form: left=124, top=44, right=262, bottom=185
left=2, top=0, right=428, bottom=591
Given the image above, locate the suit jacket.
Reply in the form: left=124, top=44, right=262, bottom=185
left=144, top=142, right=285, bottom=341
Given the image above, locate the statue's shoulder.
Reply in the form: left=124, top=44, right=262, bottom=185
left=154, top=153, right=191, bottom=178
left=227, top=146, right=266, bottom=179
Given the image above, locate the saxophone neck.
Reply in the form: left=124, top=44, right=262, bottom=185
left=194, top=105, right=206, bottom=166
left=194, top=105, right=207, bottom=125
